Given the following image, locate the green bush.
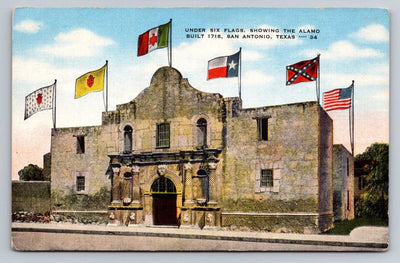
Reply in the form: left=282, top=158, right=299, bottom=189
left=52, top=187, right=110, bottom=210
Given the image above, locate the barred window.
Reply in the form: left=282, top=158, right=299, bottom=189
left=76, top=176, right=85, bottom=192
left=261, top=169, right=273, bottom=187
left=156, top=123, right=170, bottom=148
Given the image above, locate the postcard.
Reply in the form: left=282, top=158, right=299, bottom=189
left=11, top=7, right=389, bottom=251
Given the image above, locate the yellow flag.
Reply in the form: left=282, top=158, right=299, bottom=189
left=75, top=64, right=106, bottom=98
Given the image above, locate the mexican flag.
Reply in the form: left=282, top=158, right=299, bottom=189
left=137, top=21, right=170, bottom=56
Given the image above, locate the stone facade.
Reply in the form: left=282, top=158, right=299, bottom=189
left=332, top=144, right=355, bottom=220
left=50, top=66, right=335, bottom=232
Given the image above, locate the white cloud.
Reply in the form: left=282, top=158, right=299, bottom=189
left=303, top=40, right=384, bottom=60
left=39, top=28, right=115, bottom=58
left=15, top=20, right=42, bottom=34
left=353, top=24, right=389, bottom=43
left=322, top=72, right=388, bottom=89
left=12, top=57, right=77, bottom=85
left=243, top=71, right=275, bottom=86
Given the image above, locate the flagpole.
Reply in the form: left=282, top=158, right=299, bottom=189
left=351, top=80, right=355, bottom=156
left=316, top=54, right=321, bottom=104
left=106, top=60, right=108, bottom=112
left=169, top=18, right=172, bottom=67
left=239, top=47, right=242, bottom=101
left=53, top=79, right=57, bottom=129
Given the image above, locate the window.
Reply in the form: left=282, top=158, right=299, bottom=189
left=197, top=118, right=207, bottom=148
left=151, top=177, right=176, bottom=193
left=156, top=123, right=170, bottom=148
left=261, top=169, right=273, bottom=187
left=257, top=118, right=269, bottom=141
left=347, top=190, right=350, bottom=210
left=358, top=176, right=366, bottom=190
left=346, top=158, right=350, bottom=177
left=124, top=126, right=133, bottom=153
left=76, top=136, right=85, bottom=154
left=76, top=176, right=85, bottom=192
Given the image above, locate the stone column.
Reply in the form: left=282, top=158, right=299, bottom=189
left=111, top=166, right=121, bottom=205
left=131, top=165, right=140, bottom=205
left=208, top=162, right=218, bottom=205
left=183, top=163, right=194, bottom=207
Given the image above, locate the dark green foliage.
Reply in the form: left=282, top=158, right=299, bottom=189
left=52, top=187, right=110, bottom=210
left=18, top=164, right=44, bottom=181
left=220, top=197, right=318, bottom=213
left=323, top=217, right=388, bottom=235
left=355, top=143, right=389, bottom=220
left=223, top=214, right=316, bottom=233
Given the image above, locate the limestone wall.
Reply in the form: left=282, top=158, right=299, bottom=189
left=317, top=107, right=334, bottom=231
left=50, top=126, right=112, bottom=202
left=223, top=102, right=321, bottom=204
left=115, top=67, right=225, bottom=153
left=12, top=181, right=51, bottom=213
left=220, top=101, right=333, bottom=231
left=333, top=144, right=355, bottom=220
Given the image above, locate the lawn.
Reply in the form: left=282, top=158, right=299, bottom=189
left=323, top=217, right=388, bottom=235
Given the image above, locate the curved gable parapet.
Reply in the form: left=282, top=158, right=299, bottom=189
left=126, top=67, right=225, bottom=120
left=150, top=66, right=183, bottom=86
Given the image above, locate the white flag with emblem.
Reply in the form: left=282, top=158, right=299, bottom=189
left=24, top=83, right=55, bottom=120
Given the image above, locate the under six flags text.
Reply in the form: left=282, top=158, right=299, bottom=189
left=185, top=28, right=320, bottom=40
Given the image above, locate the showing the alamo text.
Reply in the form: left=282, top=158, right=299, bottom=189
left=49, top=66, right=354, bottom=233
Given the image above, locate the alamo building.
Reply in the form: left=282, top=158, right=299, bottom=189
left=50, top=66, right=354, bottom=233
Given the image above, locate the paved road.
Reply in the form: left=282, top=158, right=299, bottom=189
left=11, top=223, right=389, bottom=251
left=11, top=231, right=385, bottom=251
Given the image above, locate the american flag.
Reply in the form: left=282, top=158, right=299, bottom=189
left=323, top=84, right=353, bottom=111
left=24, top=83, right=55, bottom=120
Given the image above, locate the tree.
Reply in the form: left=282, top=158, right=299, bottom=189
left=18, top=164, right=44, bottom=181
left=355, top=143, right=389, bottom=220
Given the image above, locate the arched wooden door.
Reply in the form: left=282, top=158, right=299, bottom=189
left=151, top=177, right=178, bottom=226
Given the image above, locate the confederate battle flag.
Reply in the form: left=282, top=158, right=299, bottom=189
left=286, top=56, right=319, bottom=85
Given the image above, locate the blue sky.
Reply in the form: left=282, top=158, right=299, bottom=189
left=12, top=8, right=389, bottom=178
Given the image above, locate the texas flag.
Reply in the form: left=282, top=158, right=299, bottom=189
left=207, top=51, right=240, bottom=80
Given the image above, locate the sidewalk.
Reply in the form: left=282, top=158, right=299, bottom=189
left=11, top=222, right=389, bottom=251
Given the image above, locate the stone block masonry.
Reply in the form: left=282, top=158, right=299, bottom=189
left=49, top=66, right=336, bottom=232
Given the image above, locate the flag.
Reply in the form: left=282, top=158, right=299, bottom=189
left=208, top=51, right=240, bottom=80
left=323, top=84, right=353, bottom=111
left=75, top=64, right=106, bottom=98
left=137, top=21, right=170, bottom=56
left=286, top=56, right=319, bottom=85
left=24, top=83, right=54, bottom=120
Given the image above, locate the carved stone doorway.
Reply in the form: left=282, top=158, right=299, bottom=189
left=151, top=177, right=178, bottom=226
